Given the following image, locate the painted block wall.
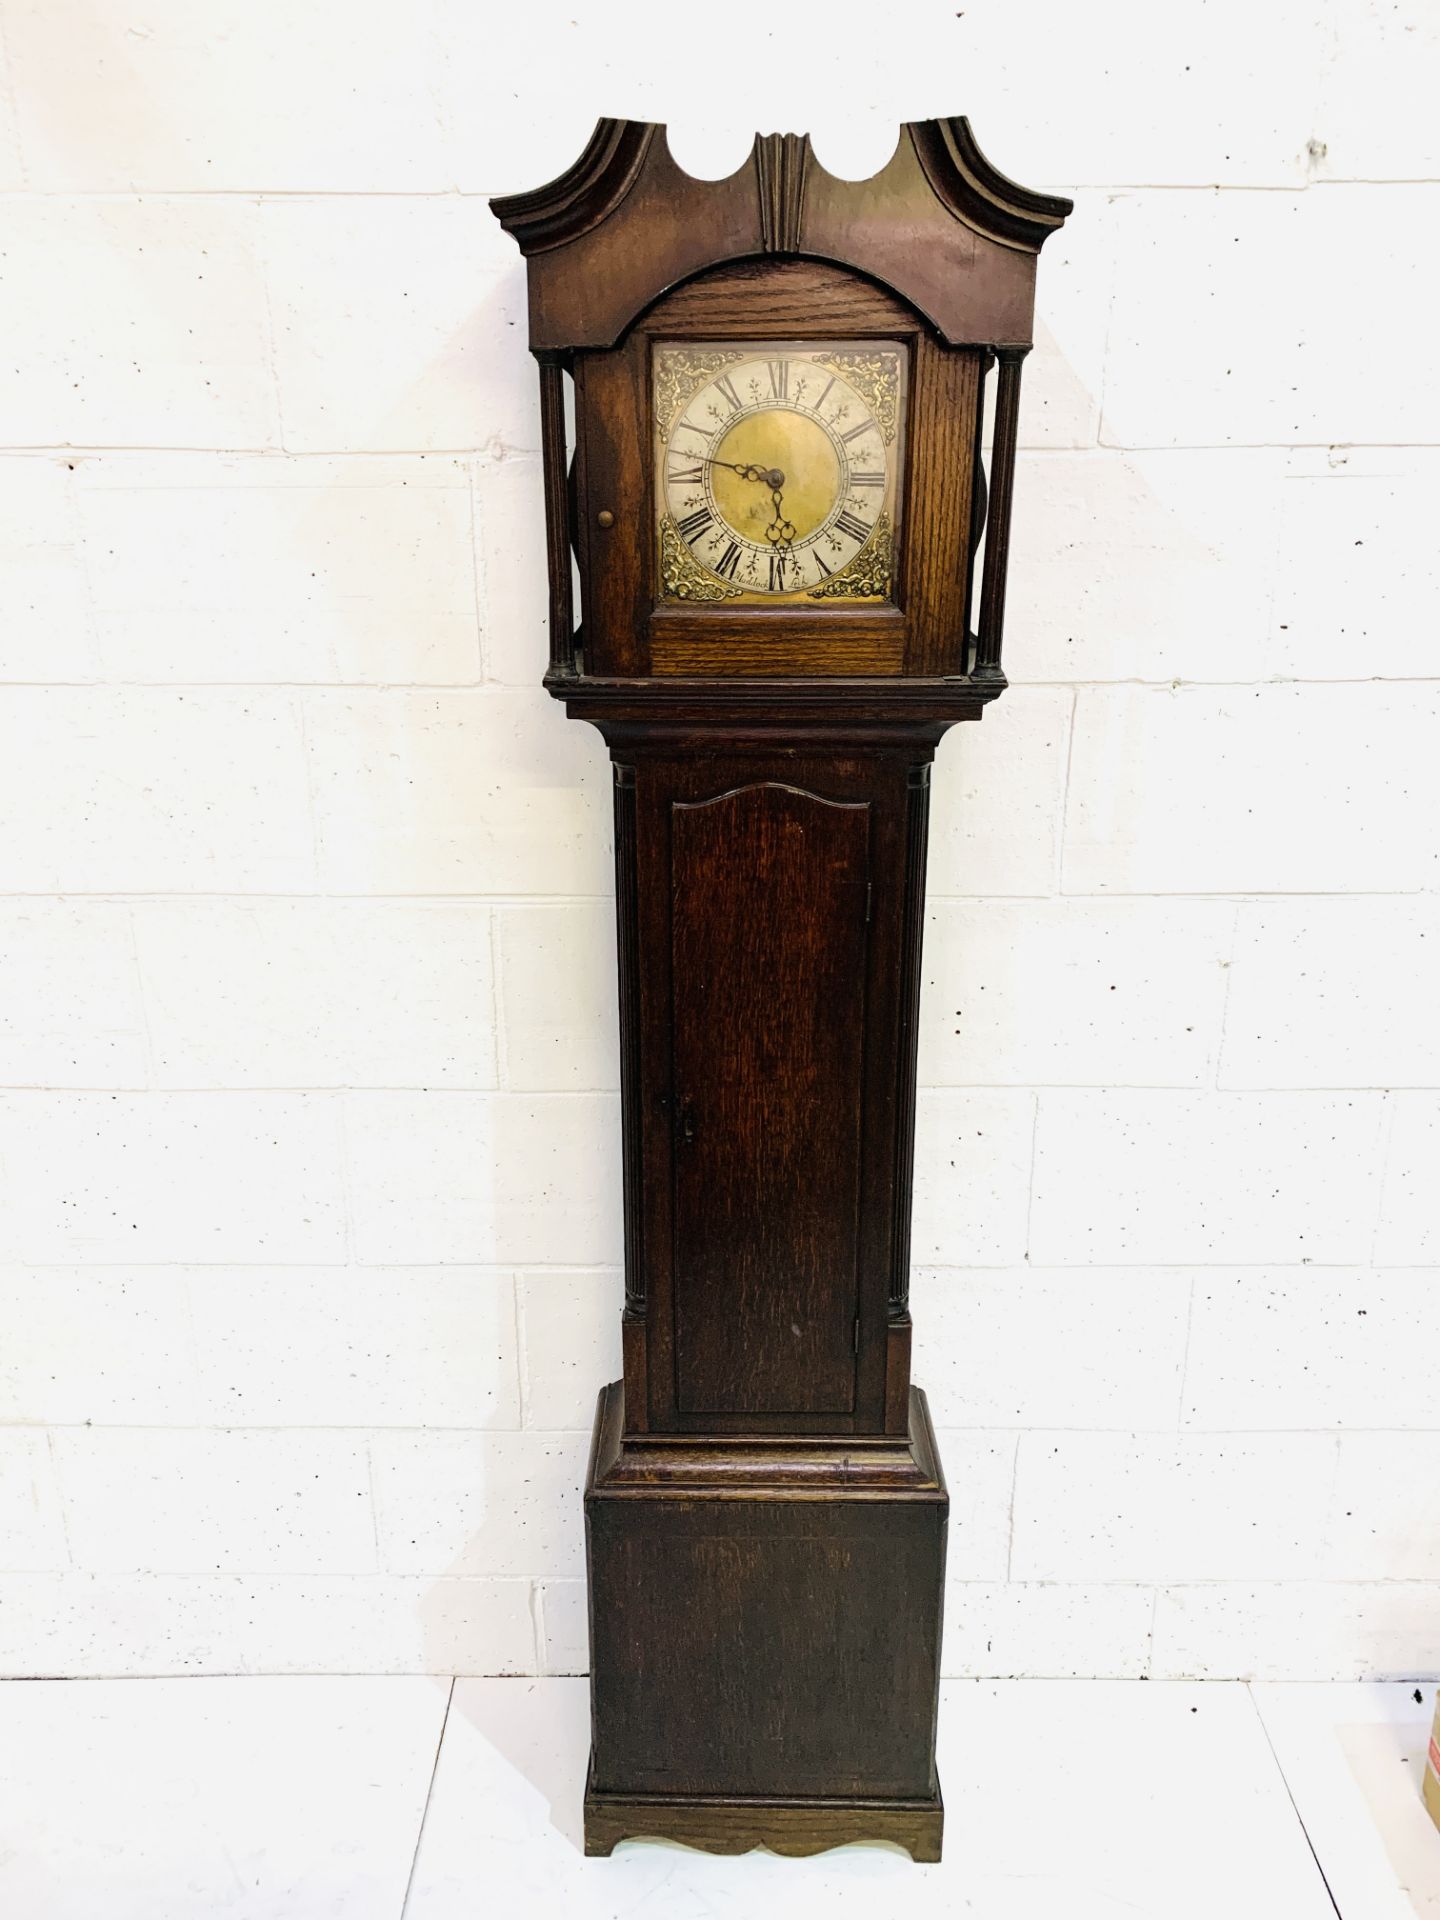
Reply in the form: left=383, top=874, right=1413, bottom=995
left=1, top=0, right=1437, bottom=1682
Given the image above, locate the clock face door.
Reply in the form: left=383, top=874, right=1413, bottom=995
left=654, top=341, right=907, bottom=605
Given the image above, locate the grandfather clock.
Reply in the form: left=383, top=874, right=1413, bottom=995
left=492, top=119, right=1068, bottom=1860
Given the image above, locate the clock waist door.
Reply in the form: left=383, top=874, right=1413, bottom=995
left=628, top=751, right=915, bottom=1436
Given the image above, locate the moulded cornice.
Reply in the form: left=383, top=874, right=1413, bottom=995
left=490, top=117, right=1070, bottom=352
left=908, top=116, right=1072, bottom=252
left=490, top=117, right=656, bottom=256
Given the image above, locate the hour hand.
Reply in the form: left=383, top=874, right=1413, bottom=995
left=766, top=486, right=797, bottom=552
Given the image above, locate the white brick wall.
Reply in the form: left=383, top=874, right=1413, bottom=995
left=1, top=0, right=1437, bottom=1683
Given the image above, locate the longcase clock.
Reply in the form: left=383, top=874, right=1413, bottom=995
left=491, top=117, right=1069, bottom=1861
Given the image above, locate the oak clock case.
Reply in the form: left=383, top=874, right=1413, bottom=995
left=492, top=118, right=1069, bottom=1862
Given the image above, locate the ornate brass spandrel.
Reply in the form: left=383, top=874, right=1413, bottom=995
left=659, top=514, right=744, bottom=601
left=653, top=347, right=748, bottom=437
left=809, top=509, right=893, bottom=601
left=812, top=351, right=902, bottom=445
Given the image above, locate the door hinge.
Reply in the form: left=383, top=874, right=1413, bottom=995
left=865, top=882, right=872, bottom=925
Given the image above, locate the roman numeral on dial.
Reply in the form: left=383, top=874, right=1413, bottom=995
left=713, top=541, right=742, bottom=579
left=768, top=553, right=788, bottom=592
left=714, top=373, right=742, bottom=413
left=677, top=506, right=714, bottom=542
left=850, top=469, right=884, bottom=486
left=767, top=360, right=789, bottom=400
left=668, top=460, right=704, bottom=483
left=839, top=422, right=870, bottom=445
left=834, top=510, right=871, bottom=544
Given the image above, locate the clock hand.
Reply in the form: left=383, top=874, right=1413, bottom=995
left=703, top=457, right=786, bottom=489
left=690, top=454, right=794, bottom=549
left=765, top=483, right=797, bottom=553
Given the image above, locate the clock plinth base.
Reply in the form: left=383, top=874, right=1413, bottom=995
left=583, top=1767, right=944, bottom=1861
left=583, top=1383, right=948, bottom=1859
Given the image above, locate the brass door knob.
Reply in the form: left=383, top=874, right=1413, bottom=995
left=596, top=509, right=615, bottom=529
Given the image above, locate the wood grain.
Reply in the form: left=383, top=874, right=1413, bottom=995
left=572, top=257, right=987, bottom=681
left=670, top=782, right=870, bottom=1415
left=612, top=763, right=648, bottom=1434
left=977, top=347, right=1029, bottom=676
left=613, top=745, right=929, bottom=1438
left=586, top=1382, right=947, bottom=1818
left=536, top=357, right=575, bottom=675
left=651, top=634, right=905, bottom=678
left=904, top=338, right=982, bottom=674
left=584, top=1777, right=943, bottom=1861
left=491, top=117, right=1069, bottom=353
left=574, top=346, right=648, bottom=677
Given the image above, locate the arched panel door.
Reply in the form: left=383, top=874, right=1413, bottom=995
left=669, top=782, right=871, bottom=1416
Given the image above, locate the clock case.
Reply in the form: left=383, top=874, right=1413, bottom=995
left=492, top=119, right=1068, bottom=1861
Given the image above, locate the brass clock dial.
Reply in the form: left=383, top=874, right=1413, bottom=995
left=654, top=342, right=906, bottom=604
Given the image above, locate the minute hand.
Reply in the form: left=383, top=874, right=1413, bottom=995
left=704, top=457, right=785, bottom=488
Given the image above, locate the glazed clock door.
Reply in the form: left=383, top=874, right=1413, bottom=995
left=665, top=776, right=872, bottom=1422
